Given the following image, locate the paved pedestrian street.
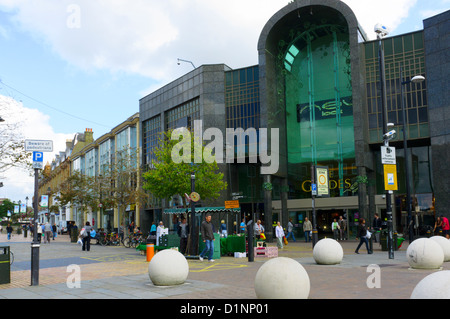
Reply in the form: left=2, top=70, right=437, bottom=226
left=0, top=232, right=449, bottom=305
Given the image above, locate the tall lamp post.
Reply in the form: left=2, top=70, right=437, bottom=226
left=400, top=66, right=425, bottom=244
left=375, top=23, right=395, bottom=259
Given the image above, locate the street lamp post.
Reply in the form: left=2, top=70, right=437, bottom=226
left=375, top=23, right=394, bottom=259
left=400, top=66, right=425, bottom=244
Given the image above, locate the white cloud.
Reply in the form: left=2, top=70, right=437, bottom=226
left=0, top=0, right=426, bottom=85
left=0, top=95, right=74, bottom=202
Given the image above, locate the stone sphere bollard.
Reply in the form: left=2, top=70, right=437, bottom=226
left=430, top=236, right=450, bottom=262
left=410, top=270, right=450, bottom=299
left=148, top=249, right=189, bottom=286
left=254, top=257, right=310, bottom=299
left=406, top=238, right=444, bottom=269
left=313, top=238, right=343, bottom=265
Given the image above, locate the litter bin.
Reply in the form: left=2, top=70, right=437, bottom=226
left=0, top=246, right=11, bottom=284
left=380, top=231, right=400, bottom=251
left=71, top=228, right=79, bottom=243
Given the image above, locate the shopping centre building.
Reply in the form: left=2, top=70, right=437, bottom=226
left=140, top=0, right=449, bottom=240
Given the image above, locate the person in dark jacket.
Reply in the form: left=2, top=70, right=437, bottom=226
left=177, top=218, right=189, bottom=255
left=355, top=218, right=372, bottom=254
left=199, top=214, right=215, bottom=262
left=81, top=222, right=93, bottom=252
left=372, top=213, right=382, bottom=243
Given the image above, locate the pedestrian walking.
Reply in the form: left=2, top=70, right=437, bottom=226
left=286, top=218, right=296, bottom=242
left=275, top=221, right=285, bottom=249
left=220, top=220, right=227, bottom=238
left=177, top=218, right=189, bottom=255
left=372, top=213, right=382, bottom=243
left=303, top=217, right=312, bottom=242
left=52, top=223, right=57, bottom=240
left=6, top=224, right=13, bottom=241
left=199, top=214, right=215, bottom=262
left=254, top=220, right=264, bottom=240
left=81, top=222, right=93, bottom=252
left=331, top=218, right=340, bottom=240
left=0, top=224, right=3, bottom=234
left=355, top=218, right=372, bottom=254
left=240, top=218, right=246, bottom=234
left=37, top=223, right=42, bottom=243
left=44, top=222, right=52, bottom=243
left=338, top=216, right=347, bottom=240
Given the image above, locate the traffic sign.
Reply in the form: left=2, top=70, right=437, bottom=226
left=33, top=151, right=44, bottom=162
left=25, top=140, right=53, bottom=152
left=32, top=162, right=43, bottom=169
left=316, top=166, right=329, bottom=197
left=311, top=183, right=317, bottom=196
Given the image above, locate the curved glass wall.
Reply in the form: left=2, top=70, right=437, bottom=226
left=279, top=10, right=356, bottom=198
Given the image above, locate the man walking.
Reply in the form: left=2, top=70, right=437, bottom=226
left=303, top=217, right=312, bottom=242
left=44, top=221, right=52, bottom=243
left=199, top=214, right=215, bottom=262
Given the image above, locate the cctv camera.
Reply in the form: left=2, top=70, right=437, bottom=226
left=374, top=23, right=389, bottom=36
left=383, top=130, right=396, bottom=140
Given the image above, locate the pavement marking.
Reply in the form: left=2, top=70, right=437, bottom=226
left=189, top=262, right=249, bottom=272
left=80, top=254, right=141, bottom=263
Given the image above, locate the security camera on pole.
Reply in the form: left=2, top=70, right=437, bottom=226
left=375, top=23, right=396, bottom=259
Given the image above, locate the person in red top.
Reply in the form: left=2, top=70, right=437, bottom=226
left=440, top=215, right=450, bottom=239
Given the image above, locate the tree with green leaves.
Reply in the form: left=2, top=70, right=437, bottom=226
left=142, top=129, right=227, bottom=207
left=53, top=170, right=97, bottom=225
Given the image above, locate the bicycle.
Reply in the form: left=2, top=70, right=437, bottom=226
left=123, top=232, right=144, bottom=248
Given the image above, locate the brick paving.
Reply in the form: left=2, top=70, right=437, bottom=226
left=0, top=232, right=449, bottom=299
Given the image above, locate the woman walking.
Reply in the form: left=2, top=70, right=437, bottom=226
left=355, top=218, right=372, bottom=254
left=275, top=222, right=285, bottom=249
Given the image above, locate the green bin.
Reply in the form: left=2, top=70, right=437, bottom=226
left=380, top=231, right=401, bottom=251
left=0, top=246, right=11, bottom=284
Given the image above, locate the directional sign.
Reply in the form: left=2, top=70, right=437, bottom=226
left=25, top=140, right=53, bottom=152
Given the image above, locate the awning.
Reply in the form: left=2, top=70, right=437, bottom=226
left=163, top=207, right=241, bottom=214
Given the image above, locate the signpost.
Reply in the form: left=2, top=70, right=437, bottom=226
left=26, top=139, right=53, bottom=286
left=225, top=200, right=240, bottom=209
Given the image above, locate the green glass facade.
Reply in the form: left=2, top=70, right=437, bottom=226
left=283, top=21, right=355, bottom=199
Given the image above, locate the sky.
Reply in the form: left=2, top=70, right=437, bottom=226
left=0, top=0, right=448, bottom=205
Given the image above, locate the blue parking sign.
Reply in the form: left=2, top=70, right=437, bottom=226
left=33, top=151, right=44, bottom=162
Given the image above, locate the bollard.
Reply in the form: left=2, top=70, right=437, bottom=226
left=146, top=243, right=154, bottom=262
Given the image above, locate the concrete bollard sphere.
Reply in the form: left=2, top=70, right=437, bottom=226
left=410, top=270, right=450, bottom=299
left=430, top=236, right=450, bottom=262
left=254, top=257, right=310, bottom=299
left=313, top=238, right=344, bottom=265
left=406, top=238, right=444, bottom=269
left=148, top=249, right=189, bottom=286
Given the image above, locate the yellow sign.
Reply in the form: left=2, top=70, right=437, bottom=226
left=225, top=200, right=240, bottom=209
left=190, top=192, right=200, bottom=202
left=383, top=164, right=398, bottom=191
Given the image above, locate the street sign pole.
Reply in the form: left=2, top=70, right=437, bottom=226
left=31, top=167, right=40, bottom=286
left=26, top=143, right=52, bottom=286
left=311, top=165, right=318, bottom=248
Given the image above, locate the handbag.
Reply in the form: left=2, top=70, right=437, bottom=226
left=366, top=230, right=372, bottom=239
